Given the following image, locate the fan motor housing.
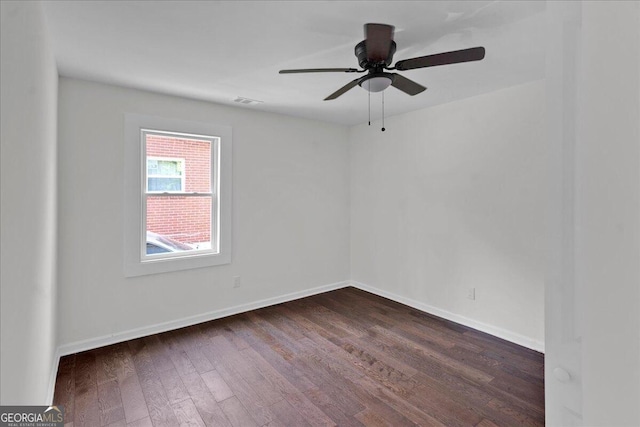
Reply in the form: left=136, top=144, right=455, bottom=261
left=355, top=40, right=396, bottom=69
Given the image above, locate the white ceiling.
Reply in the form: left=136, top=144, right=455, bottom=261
left=42, top=1, right=546, bottom=126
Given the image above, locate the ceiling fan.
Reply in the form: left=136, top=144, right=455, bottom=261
left=279, top=23, right=486, bottom=101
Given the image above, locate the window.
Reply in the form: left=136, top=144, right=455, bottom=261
left=124, top=114, right=232, bottom=277
left=143, top=131, right=215, bottom=259
left=146, top=157, right=185, bottom=193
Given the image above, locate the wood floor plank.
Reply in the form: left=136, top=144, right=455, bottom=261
left=171, top=398, right=206, bottom=427
left=352, top=375, right=446, bottom=427
left=244, top=310, right=305, bottom=355
left=97, top=379, right=125, bottom=426
left=142, top=335, right=175, bottom=373
left=482, top=347, right=545, bottom=379
left=287, top=298, right=367, bottom=338
left=296, top=335, right=365, bottom=383
left=214, top=317, right=253, bottom=351
left=280, top=389, right=336, bottom=427
left=303, top=387, right=365, bottom=427
left=272, top=308, right=370, bottom=383
left=268, top=398, right=312, bottom=427
left=464, top=328, right=544, bottom=362
left=339, top=376, right=420, bottom=427
left=486, top=397, right=544, bottom=426
left=73, top=383, right=99, bottom=427
left=340, top=288, right=411, bottom=319
left=214, top=360, right=283, bottom=426
left=96, top=343, right=136, bottom=385
left=208, top=334, right=283, bottom=406
left=410, top=385, right=483, bottom=426
left=289, top=301, right=351, bottom=338
left=157, top=331, right=198, bottom=378
left=234, top=336, right=330, bottom=424
left=200, top=369, right=234, bottom=402
left=320, top=289, right=397, bottom=329
left=53, top=287, right=544, bottom=427
left=58, top=354, right=77, bottom=375
left=54, top=365, right=75, bottom=425
left=354, top=409, right=394, bottom=427
left=240, top=312, right=368, bottom=417
left=173, top=327, right=215, bottom=374
left=95, top=347, right=119, bottom=386
left=336, top=339, right=419, bottom=398
left=219, top=396, right=258, bottom=427
left=227, top=316, right=317, bottom=393
left=409, top=308, right=475, bottom=334
left=257, top=306, right=308, bottom=340
left=488, top=375, right=545, bottom=409
left=119, top=374, right=149, bottom=424
left=128, top=339, right=180, bottom=427
left=74, top=351, right=97, bottom=395
left=159, top=367, right=190, bottom=404
left=409, top=371, right=529, bottom=426
left=73, top=351, right=99, bottom=427
left=125, top=416, right=153, bottom=427
left=386, top=314, right=467, bottom=351
left=371, top=324, right=495, bottom=383
left=239, top=344, right=306, bottom=398
left=180, top=371, right=232, bottom=427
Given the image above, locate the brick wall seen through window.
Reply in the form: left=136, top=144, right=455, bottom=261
left=146, top=135, right=211, bottom=245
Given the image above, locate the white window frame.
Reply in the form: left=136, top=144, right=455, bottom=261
left=124, top=114, right=232, bottom=277
left=146, top=156, right=186, bottom=193
left=142, top=131, right=217, bottom=261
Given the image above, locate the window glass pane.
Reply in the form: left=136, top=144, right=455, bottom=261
left=156, top=160, right=181, bottom=176
left=146, top=243, right=169, bottom=255
left=148, top=177, right=182, bottom=192
left=146, top=134, right=211, bottom=193
left=147, top=159, right=159, bottom=174
left=146, top=195, right=213, bottom=254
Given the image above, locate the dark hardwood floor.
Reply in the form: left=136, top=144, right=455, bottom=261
left=53, top=287, right=545, bottom=426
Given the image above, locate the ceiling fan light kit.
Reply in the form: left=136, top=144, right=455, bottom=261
left=359, top=75, right=392, bottom=92
left=280, top=23, right=485, bottom=130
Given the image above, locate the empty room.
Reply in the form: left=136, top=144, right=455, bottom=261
left=1, top=1, right=638, bottom=426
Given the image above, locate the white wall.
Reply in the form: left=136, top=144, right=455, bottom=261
left=350, top=80, right=546, bottom=350
left=0, top=1, right=58, bottom=404
left=544, top=2, right=583, bottom=422
left=57, top=78, right=350, bottom=347
left=577, top=2, right=639, bottom=425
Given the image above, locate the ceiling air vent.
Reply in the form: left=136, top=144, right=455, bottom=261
left=233, top=97, right=263, bottom=105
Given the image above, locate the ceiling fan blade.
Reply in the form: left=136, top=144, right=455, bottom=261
left=365, top=23, right=395, bottom=63
left=395, top=46, right=485, bottom=71
left=390, top=74, right=427, bottom=96
left=324, top=78, right=361, bottom=101
left=279, top=68, right=360, bottom=74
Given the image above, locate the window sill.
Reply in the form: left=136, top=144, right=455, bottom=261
left=125, top=251, right=231, bottom=277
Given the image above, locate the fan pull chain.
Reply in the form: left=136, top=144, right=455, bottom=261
left=381, top=91, right=386, bottom=132
left=368, top=89, right=371, bottom=126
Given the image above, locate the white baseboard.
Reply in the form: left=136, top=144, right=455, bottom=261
left=349, top=281, right=545, bottom=353
left=46, top=347, right=62, bottom=404
left=56, top=280, right=351, bottom=358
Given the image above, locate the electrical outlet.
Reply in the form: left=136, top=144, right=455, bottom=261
left=233, top=276, right=241, bottom=288
left=467, top=287, right=476, bottom=300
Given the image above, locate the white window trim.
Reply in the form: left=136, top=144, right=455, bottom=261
left=146, top=156, right=186, bottom=193
left=124, top=114, right=232, bottom=277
